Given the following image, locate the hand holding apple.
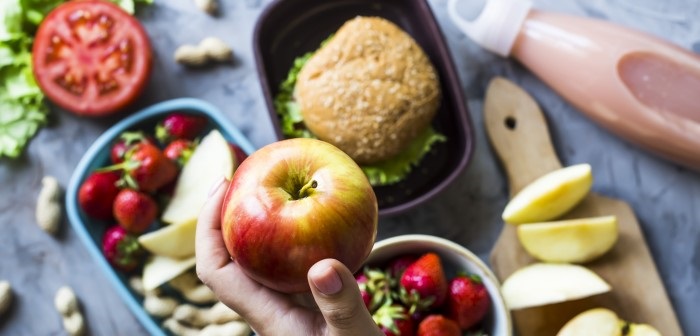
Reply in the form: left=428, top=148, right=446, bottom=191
left=221, top=138, right=379, bottom=293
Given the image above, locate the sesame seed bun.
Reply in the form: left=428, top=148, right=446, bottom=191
left=295, top=16, right=441, bottom=165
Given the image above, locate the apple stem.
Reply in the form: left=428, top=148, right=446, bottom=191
left=298, top=180, right=318, bottom=199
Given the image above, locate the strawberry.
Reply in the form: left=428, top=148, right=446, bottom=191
left=102, top=226, right=144, bottom=272
left=113, top=189, right=158, bottom=234
left=446, top=274, right=490, bottom=330
left=387, top=255, right=418, bottom=281
left=417, top=315, right=461, bottom=336
left=78, top=171, right=121, bottom=220
left=356, top=267, right=393, bottom=312
left=110, top=131, right=152, bottom=164
left=155, top=113, right=208, bottom=142
left=355, top=273, right=373, bottom=310
left=164, top=139, right=196, bottom=167
left=373, top=304, right=414, bottom=336
left=399, top=253, right=448, bottom=312
left=103, top=142, right=178, bottom=193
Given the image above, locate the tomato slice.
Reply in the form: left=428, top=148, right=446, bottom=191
left=32, top=0, right=152, bottom=116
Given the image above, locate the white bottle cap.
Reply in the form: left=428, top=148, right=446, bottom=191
left=448, top=0, right=533, bottom=57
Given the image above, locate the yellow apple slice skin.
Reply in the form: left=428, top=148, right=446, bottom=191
left=517, top=216, right=618, bottom=263
left=503, top=164, right=593, bottom=225
left=501, top=263, right=611, bottom=310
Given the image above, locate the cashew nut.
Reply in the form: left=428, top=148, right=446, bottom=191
left=143, top=290, right=178, bottom=318
left=199, top=321, right=251, bottom=336
left=164, top=318, right=250, bottom=336
left=36, top=176, right=62, bottom=235
left=129, top=276, right=145, bottom=296
left=169, top=272, right=216, bottom=304
left=163, top=318, right=199, bottom=336
left=172, top=301, right=242, bottom=328
left=54, top=286, right=84, bottom=336
left=0, top=281, right=12, bottom=316
left=193, top=0, right=217, bottom=15
left=174, top=37, right=233, bottom=67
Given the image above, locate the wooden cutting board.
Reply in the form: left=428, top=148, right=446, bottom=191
left=484, top=77, right=682, bottom=336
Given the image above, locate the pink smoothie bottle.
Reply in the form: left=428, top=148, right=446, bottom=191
left=449, top=0, right=700, bottom=170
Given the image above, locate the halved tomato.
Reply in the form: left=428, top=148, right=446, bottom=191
left=32, top=0, right=152, bottom=116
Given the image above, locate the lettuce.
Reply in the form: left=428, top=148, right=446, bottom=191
left=0, top=0, right=51, bottom=158
left=0, top=0, right=151, bottom=158
left=273, top=47, right=446, bottom=186
left=361, top=128, right=446, bottom=186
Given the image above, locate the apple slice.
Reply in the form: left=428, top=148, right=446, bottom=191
left=142, top=255, right=196, bottom=291
left=501, top=263, right=611, bottom=310
left=162, top=129, right=236, bottom=225
left=627, top=324, right=662, bottom=336
left=557, top=308, right=621, bottom=336
left=138, top=218, right=196, bottom=259
left=503, top=164, right=592, bottom=225
left=517, top=216, right=618, bottom=263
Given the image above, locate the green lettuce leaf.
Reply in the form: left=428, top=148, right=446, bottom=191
left=361, top=128, right=446, bottom=186
left=274, top=52, right=315, bottom=139
left=273, top=42, right=447, bottom=186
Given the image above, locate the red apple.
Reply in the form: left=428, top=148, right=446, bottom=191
left=221, top=138, right=378, bottom=293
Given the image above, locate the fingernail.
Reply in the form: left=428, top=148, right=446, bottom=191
left=310, top=264, right=342, bottom=295
left=208, top=176, right=226, bottom=197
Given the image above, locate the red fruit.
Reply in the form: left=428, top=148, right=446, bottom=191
left=387, top=255, right=418, bottom=280
left=110, top=131, right=152, bottom=164
left=355, top=273, right=373, bottom=310
left=113, top=189, right=158, bottom=234
left=356, top=267, right=393, bottom=312
left=447, top=275, right=490, bottom=330
left=373, top=304, right=414, bottom=336
left=105, top=142, right=178, bottom=192
left=164, top=139, right=196, bottom=167
left=417, top=315, right=461, bottom=336
left=229, top=143, right=248, bottom=165
left=399, top=253, right=448, bottom=312
left=78, top=171, right=121, bottom=220
left=156, top=113, right=207, bottom=142
left=102, top=226, right=143, bottom=272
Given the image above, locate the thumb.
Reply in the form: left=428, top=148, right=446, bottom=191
left=308, top=259, right=382, bottom=336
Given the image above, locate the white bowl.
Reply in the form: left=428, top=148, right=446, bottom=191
left=366, top=234, right=512, bottom=336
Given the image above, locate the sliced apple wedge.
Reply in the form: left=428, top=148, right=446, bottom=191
left=162, top=129, right=236, bottom=225
left=501, top=263, right=610, bottom=310
left=503, top=164, right=593, bottom=225
left=142, top=255, right=196, bottom=291
left=557, top=308, right=621, bottom=336
left=138, top=218, right=197, bottom=259
left=517, top=216, right=618, bottom=263
left=557, top=307, right=662, bottom=336
left=627, top=323, right=662, bottom=336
